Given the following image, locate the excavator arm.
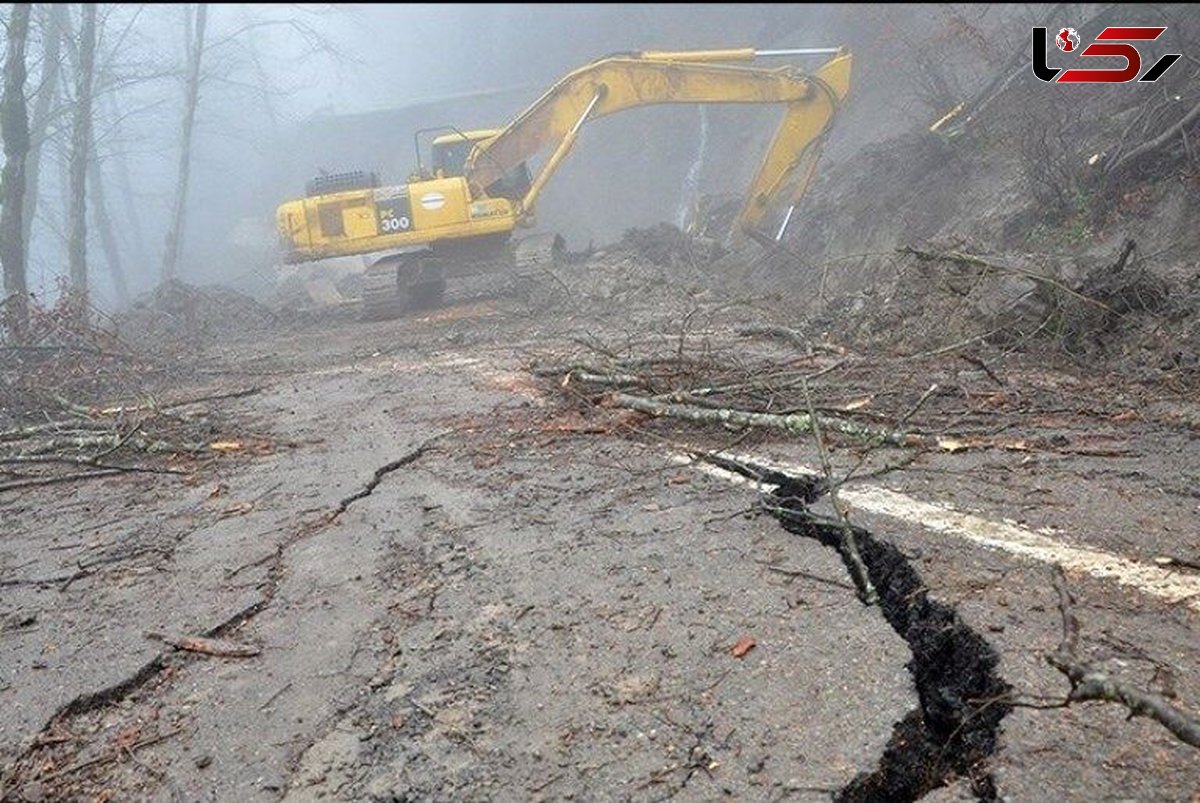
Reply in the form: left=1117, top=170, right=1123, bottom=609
left=466, top=47, right=852, bottom=241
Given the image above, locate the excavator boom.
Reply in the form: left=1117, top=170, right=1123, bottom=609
left=467, top=48, right=852, bottom=239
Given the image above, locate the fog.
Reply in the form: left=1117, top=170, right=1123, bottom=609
left=6, top=3, right=1026, bottom=310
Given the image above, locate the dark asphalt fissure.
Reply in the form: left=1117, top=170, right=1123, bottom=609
left=711, top=457, right=1011, bottom=801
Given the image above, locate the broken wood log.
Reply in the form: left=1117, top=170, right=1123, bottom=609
left=561, top=368, right=651, bottom=389
left=145, top=632, right=261, bottom=658
left=609, top=392, right=923, bottom=447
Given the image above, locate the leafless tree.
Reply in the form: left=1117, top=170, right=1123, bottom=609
left=867, top=5, right=1005, bottom=119
left=66, top=2, right=96, bottom=305
left=1014, top=88, right=1088, bottom=221
left=89, top=144, right=128, bottom=303
left=22, top=3, right=66, bottom=258
left=160, top=2, right=206, bottom=281
left=55, top=6, right=166, bottom=306
left=1, top=3, right=33, bottom=342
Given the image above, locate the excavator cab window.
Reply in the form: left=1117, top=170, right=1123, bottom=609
left=431, top=140, right=474, bottom=178
left=430, top=136, right=531, bottom=201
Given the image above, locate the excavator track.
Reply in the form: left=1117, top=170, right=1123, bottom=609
left=436, top=234, right=566, bottom=305
left=360, top=257, right=409, bottom=321
left=358, top=235, right=566, bottom=318
left=507, top=233, right=567, bottom=305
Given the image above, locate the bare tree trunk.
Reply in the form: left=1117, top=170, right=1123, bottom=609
left=104, top=90, right=149, bottom=268
left=89, top=155, right=128, bottom=304
left=66, top=3, right=97, bottom=305
left=0, top=4, right=34, bottom=342
left=239, top=8, right=281, bottom=144
left=161, top=3, right=208, bottom=281
left=22, top=3, right=67, bottom=255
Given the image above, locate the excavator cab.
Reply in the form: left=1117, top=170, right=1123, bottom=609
left=428, top=129, right=532, bottom=201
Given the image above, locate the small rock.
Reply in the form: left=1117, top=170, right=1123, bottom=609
left=194, top=754, right=213, bottom=769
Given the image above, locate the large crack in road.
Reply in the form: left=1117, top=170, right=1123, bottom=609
left=708, top=457, right=1011, bottom=801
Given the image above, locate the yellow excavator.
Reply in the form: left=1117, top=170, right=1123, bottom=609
left=275, top=46, right=852, bottom=319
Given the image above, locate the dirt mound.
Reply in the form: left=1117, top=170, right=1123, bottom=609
left=115, top=280, right=278, bottom=352
left=614, top=223, right=724, bottom=268
left=791, top=238, right=1197, bottom=379
left=508, top=225, right=734, bottom=318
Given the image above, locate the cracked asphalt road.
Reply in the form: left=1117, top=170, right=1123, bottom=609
left=2, top=298, right=1198, bottom=801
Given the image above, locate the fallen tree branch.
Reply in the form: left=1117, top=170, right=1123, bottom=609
left=763, top=563, right=857, bottom=591
left=34, top=725, right=185, bottom=783
left=3, top=433, right=143, bottom=456
left=145, top=632, right=261, bottom=658
left=0, top=419, right=114, bottom=442
left=802, top=378, right=876, bottom=604
left=0, top=469, right=124, bottom=493
left=829, top=383, right=939, bottom=494
left=48, top=387, right=265, bottom=419
left=735, top=325, right=845, bottom=355
left=908, top=328, right=1003, bottom=359
left=1048, top=568, right=1200, bottom=749
left=659, top=361, right=846, bottom=402
left=609, top=392, right=924, bottom=447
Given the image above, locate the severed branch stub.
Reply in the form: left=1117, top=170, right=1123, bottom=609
left=1047, top=568, right=1200, bottom=749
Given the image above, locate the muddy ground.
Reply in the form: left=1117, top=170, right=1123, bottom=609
left=1, top=265, right=1199, bottom=802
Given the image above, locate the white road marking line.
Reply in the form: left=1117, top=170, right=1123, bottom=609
left=673, top=452, right=1200, bottom=613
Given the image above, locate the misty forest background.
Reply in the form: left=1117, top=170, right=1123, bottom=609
left=0, top=3, right=1197, bottom=339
